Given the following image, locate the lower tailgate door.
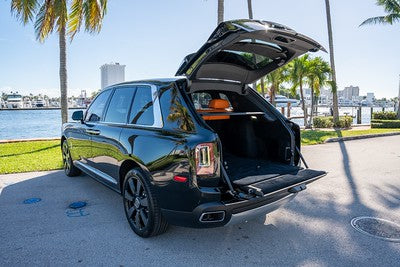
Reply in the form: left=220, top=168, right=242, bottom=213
left=236, top=169, right=326, bottom=197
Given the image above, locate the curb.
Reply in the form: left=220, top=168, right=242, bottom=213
left=324, top=132, right=400, bottom=143
left=0, top=137, right=60, bottom=144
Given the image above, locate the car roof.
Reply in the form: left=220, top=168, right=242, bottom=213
left=106, top=77, right=186, bottom=89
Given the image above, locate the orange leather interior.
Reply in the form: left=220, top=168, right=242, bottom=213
left=209, top=99, right=230, bottom=109
left=197, top=99, right=231, bottom=120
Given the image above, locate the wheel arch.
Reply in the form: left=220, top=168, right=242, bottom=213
left=119, top=159, right=144, bottom=193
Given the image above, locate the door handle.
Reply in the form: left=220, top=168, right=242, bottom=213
left=86, top=129, right=101, bottom=135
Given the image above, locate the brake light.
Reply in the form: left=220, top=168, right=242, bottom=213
left=195, top=143, right=216, bottom=176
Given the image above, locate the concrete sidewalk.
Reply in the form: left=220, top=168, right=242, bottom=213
left=1, top=136, right=400, bottom=266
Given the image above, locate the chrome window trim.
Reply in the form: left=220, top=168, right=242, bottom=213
left=101, top=83, right=163, bottom=128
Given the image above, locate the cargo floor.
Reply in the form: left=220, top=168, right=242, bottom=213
left=224, top=153, right=301, bottom=186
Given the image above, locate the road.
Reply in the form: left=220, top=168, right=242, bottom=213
left=1, top=136, right=400, bottom=266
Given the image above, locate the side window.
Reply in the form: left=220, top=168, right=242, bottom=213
left=85, top=90, right=112, bottom=122
left=129, top=86, right=154, bottom=125
left=104, top=87, right=135, bottom=123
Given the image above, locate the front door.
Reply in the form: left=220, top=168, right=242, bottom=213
left=90, top=86, right=136, bottom=185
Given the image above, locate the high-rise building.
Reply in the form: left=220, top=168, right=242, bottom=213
left=100, top=63, right=126, bottom=89
left=342, top=85, right=359, bottom=100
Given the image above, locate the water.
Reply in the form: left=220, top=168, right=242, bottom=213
left=0, top=107, right=395, bottom=140
left=0, top=109, right=82, bottom=140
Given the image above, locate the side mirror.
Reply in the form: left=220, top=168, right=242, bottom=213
left=72, top=110, right=84, bottom=122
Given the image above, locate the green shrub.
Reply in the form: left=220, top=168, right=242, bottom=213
left=371, top=119, right=400, bottom=128
left=313, top=117, right=334, bottom=128
left=372, top=111, right=397, bottom=120
left=313, top=116, right=352, bottom=129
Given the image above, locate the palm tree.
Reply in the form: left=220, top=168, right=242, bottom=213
left=360, top=0, right=400, bottom=119
left=11, top=0, right=107, bottom=124
left=305, top=57, right=331, bottom=127
left=324, top=0, right=340, bottom=124
left=288, top=55, right=310, bottom=127
left=360, top=0, right=400, bottom=26
left=218, top=0, right=224, bottom=24
left=264, top=66, right=289, bottom=106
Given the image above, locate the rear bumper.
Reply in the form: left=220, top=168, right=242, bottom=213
left=161, top=192, right=297, bottom=228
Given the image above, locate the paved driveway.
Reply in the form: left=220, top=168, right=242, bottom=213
left=1, top=136, right=400, bottom=266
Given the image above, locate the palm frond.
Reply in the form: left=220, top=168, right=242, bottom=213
left=361, top=16, right=391, bottom=26
left=34, top=0, right=56, bottom=42
left=68, top=0, right=84, bottom=39
left=11, top=0, right=39, bottom=24
left=377, top=0, right=400, bottom=13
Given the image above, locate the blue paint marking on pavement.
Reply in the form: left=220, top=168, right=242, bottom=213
left=66, top=208, right=90, bottom=217
left=69, top=201, right=87, bottom=209
left=23, top=198, right=41, bottom=204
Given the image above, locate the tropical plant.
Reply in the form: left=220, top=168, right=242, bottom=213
left=264, top=65, right=289, bottom=106
left=288, top=54, right=310, bottom=126
left=305, top=57, right=331, bottom=127
left=11, top=0, right=107, bottom=124
left=360, top=0, right=400, bottom=26
left=324, top=0, right=340, bottom=125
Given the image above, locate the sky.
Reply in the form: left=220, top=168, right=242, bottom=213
left=0, top=0, right=399, bottom=98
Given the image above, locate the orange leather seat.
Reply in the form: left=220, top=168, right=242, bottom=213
left=198, top=99, right=231, bottom=120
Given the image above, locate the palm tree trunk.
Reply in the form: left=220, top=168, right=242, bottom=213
left=246, top=0, right=258, bottom=90
left=59, top=25, right=68, bottom=124
left=324, top=0, right=339, bottom=124
left=397, top=74, right=400, bottom=119
left=299, top=81, right=307, bottom=126
left=270, top=85, right=276, bottom=106
left=309, top=87, right=314, bottom=128
left=247, top=0, right=253, bottom=19
left=217, top=0, right=224, bottom=24
left=260, top=77, right=265, bottom=96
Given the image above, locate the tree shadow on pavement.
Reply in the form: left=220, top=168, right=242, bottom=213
left=1, top=142, right=400, bottom=267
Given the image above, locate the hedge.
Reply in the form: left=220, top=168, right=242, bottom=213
left=371, top=119, right=400, bottom=128
left=313, top=116, right=353, bottom=128
left=372, top=111, right=397, bottom=120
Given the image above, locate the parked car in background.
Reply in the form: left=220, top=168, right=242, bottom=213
left=61, top=20, right=326, bottom=238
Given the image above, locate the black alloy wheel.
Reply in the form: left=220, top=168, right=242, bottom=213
left=62, top=141, right=81, bottom=177
left=123, top=169, right=168, bottom=237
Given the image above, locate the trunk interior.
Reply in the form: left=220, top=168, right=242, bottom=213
left=189, top=88, right=325, bottom=196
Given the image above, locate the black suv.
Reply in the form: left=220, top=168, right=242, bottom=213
left=62, top=20, right=326, bottom=237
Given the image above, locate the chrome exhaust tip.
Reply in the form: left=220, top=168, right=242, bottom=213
left=199, top=211, right=225, bottom=223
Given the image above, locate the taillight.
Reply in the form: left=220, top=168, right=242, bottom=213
left=195, top=143, right=216, bottom=176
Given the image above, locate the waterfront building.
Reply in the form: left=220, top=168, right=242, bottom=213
left=100, top=63, right=125, bottom=89
left=366, top=92, right=375, bottom=104
left=342, top=86, right=360, bottom=100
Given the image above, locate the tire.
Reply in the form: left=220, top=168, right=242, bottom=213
left=62, top=140, right=81, bottom=177
left=122, top=168, right=168, bottom=238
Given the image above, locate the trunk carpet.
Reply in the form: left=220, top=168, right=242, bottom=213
left=224, top=153, right=301, bottom=186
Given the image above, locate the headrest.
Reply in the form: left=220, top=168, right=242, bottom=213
left=208, top=99, right=229, bottom=109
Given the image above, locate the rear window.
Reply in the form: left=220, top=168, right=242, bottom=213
left=191, top=92, right=232, bottom=109
left=210, top=50, right=273, bottom=70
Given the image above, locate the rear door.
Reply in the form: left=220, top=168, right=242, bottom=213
left=176, top=19, right=326, bottom=85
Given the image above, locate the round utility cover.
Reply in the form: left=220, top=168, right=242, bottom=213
left=351, top=216, right=400, bottom=242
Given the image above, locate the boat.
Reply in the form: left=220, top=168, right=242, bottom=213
left=266, top=95, right=300, bottom=107
left=34, top=98, right=46, bottom=108
left=5, top=93, right=23, bottom=109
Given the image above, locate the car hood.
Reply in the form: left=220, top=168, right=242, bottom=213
left=176, top=19, right=326, bottom=85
